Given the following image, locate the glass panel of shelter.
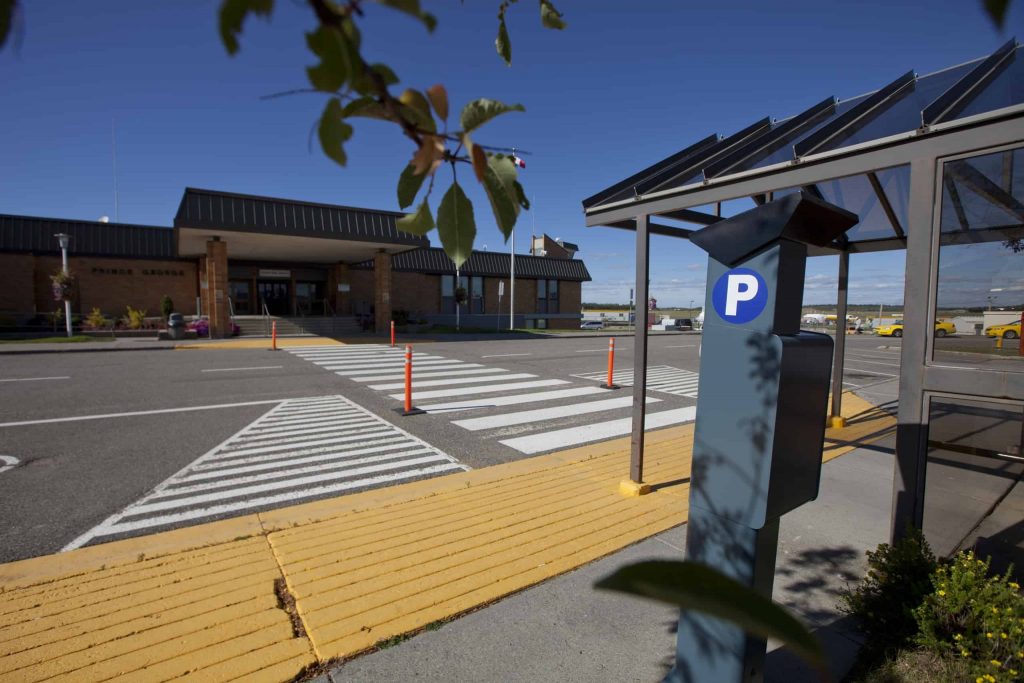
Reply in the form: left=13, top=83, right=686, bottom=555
left=932, top=145, right=1024, bottom=369
left=922, top=394, right=1023, bottom=570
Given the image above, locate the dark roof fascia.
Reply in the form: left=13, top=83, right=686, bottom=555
left=0, top=214, right=178, bottom=260
left=352, top=248, right=592, bottom=282
left=173, top=188, right=428, bottom=247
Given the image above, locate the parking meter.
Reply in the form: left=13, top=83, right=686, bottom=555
left=667, top=192, right=858, bottom=683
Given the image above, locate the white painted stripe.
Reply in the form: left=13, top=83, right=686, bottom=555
left=85, top=464, right=464, bottom=539
left=573, top=349, right=606, bottom=353
left=301, top=352, right=424, bottom=361
left=128, top=454, right=453, bottom=514
left=351, top=366, right=495, bottom=382
left=315, top=355, right=445, bottom=367
left=0, top=399, right=291, bottom=428
left=0, top=455, right=18, bottom=474
left=201, top=366, right=283, bottom=373
left=156, top=449, right=437, bottom=496
left=334, top=363, right=471, bottom=378
left=417, top=386, right=607, bottom=413
left=182, top=441, right=420, bottom=479
left=481, top=353, right=531, bottom=358
left=843, top=367, right=898, bottom=377
left=842, top=357, right=901, bottom=367
left=664, top=344, right=697, bottom=348
left=329, top=360, right=468, bottom=373
left=194, top=435, right=409, bottom=471
left=289, top=344, right=384, bottom=351
left=453, top=396, right=661, bottom=431
left=500, top=407, right=697, bottom=455
left=0, top=376, right=70, bottom=383
left=369, top=373, right=536, bottom=391
left=390, top=379, right=568, bottom=401
left=238, top=411, right=365, bottom=428
left=216, top=428, right=394, bottom=458
left=231, top=420, right=378, bottom=442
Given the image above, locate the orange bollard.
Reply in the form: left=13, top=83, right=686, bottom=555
left=400, top=344, right=424, bottom=415
left=996, top=335, right=1003, bottom=350
left=391, top=320, right=395, bottom=347
left=271, top=320, right=277, bottom=351
left=601, top=337, right=619, bottom=389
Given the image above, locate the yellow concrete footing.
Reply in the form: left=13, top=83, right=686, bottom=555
left=828, top=415, right=848, bottom=429
left=619, top=479, right=653, bottom=497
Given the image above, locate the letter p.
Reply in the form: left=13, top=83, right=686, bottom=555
left=725, top=274, right=759, bottom=316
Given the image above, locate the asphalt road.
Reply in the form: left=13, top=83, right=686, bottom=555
left=0, top=332, right=902, bottom=562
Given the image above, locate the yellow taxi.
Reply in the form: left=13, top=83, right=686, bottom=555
left=875, top=320, right=957, bottom=338
left=984, top=320, right=1021, bottom=339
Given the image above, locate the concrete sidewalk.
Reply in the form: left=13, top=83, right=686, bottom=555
left=0, top=395, right=894, bottom=682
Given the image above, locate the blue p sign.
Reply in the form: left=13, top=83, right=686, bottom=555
left=711, top=268, right=768, bottom=324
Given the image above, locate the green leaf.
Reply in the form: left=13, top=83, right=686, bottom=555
left=482, top=163, right=518, bottom=241
left=305, top=26, right=348, bottom=92
left=495, top=15, right=511, bottom=66
left=342, top=96, right=390, bottom=120
left=377, top=0, right=437, bottom=32
left=539, top=0, right=566, bottom=29
left=397, top=164, right=428, bottom=210
left=369, top=63, right=400, bottom=86
left=318, top=98, right=353, bottom=166
left=513, top=180, right=530, bottom=211
left=437, top=182, right=476, bottom=268
left=218, top=0, right=273, bottom=55
left=488, top=155, right=522, bottom=219
left=396, top=200, right=435, bottom=236
left=983, top=0, right=1011, bottom=28
left=595, top=561, right=826, bottom=673
left=459, top=98, right=525, bottom=133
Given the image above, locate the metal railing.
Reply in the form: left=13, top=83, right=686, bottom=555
left=261, top=301, right=271, bottom=337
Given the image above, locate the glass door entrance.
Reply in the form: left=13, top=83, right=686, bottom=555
left=295, top=282, right=324, bottom=315
left=257, top=281, right=290, bottom=316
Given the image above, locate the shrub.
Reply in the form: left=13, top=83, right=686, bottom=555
left=842, top=527, right=938, bottom=654
left=125, top=306, right=147, bottom=330
left=391, top=309, right=411, bottom=326
left=160, top=295, right=174, bottom=320
left=914, top=551, right=1023, bottom=680
left=84, top=308, right=109, bottom=330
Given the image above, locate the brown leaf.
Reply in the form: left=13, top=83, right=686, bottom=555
left=426, top=84, right=449, bottom=122
left=411, top=135, right=445, bottom=176
left=470, top=143, right=487, bottom=183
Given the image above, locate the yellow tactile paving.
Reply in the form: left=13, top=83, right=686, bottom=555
left=0, top=392, right=893, bottom=682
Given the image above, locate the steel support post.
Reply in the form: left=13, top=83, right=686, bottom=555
left=891, top=156, right=938, bottom=540
left=629, top=214, right=651, bottom=484
left=830, top=251, right=849, bottom=421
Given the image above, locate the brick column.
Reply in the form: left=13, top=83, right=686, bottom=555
left=205, top=238, right=230, bottom=338
left=332, top=263, right=351, bottom=315
left=373, top=251, right=392, bottom=333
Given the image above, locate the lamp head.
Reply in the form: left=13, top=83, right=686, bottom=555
left=54, top=233, right=71, bottom=250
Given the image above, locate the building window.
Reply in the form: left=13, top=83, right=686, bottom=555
left=537, top=279, right=547, bottom=313
left=442, top=274, right=484, bottom=314
left=548, top=279, right=559, bottom=314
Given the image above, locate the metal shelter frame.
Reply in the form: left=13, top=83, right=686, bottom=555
left=583, top=41, right=1024, bottom=539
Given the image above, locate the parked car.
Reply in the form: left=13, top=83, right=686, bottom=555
left=580, top=320, right=605, bottom=330
left=985, top=320, right=1021, bottom=339
left=875, top=320, right=956, bottom=338
left=675, top=318, right=693, bottom=331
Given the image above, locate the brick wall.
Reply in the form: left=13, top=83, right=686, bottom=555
left=0, top=253, right=37, bottom=313
left=32, top=255, right=197, bottom=317
left=391, top=272, right=440, bottom=319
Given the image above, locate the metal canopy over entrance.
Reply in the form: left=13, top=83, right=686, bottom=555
left=583, top=40, right=1024, bottom=542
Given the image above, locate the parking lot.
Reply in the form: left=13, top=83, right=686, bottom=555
left=0, top=331, right=901, bottom=561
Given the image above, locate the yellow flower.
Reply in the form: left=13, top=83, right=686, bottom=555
left=964, top=649, right=972, bottom=657
left=991, top=660, right=1002, bottom=666
left=954, top=633, right=963, bottom=641
left=1002, top=633, right=1008, bottom=639
left=988, top=632, right=994, bottom=638
left=939, top=590, right=947, bottom=596
left=1011, top=582, right=1020, bottom=589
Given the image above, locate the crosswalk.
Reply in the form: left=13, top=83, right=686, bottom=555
left=287, top=345, right=698, bottom=455
left=574, top=365, right=701, bottom=398
left=64, top=395, right=466, bottom=549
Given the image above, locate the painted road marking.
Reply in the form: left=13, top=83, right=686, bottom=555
left=573, top=349, right=607, bottom=353
left=389, top=379, right=569, bottom=401
left=417, top=387, right=608, bottom=413
left=574, top=365, right=701, bottom=398
left=0, top=399, right=291, bottom=428
left=335, top=363, right=470, bottom=377
left=665, top=344, right=697, bottom=348
left=842, top=366, right=898, bottom=377
left=452, top=396, right=661, bottom=432
left=500, top=407, right=698, bottom=455
left=316, top=355, right=446, bottom=368
left=63, top=395, right=467, bottom=549
left=369, top=373, right=536, bottom=391
left=351, top=366, right=496, bottom=382
left=481, top=353, right=532, bottom=358
left=0, top=376, right=70, bottom=383
left=0, top=456, right=18, bottom=474
left=201, top=366, right=284, bottom=373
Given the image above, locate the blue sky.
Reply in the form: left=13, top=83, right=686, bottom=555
left=1, top=0, right=1019, bottom=307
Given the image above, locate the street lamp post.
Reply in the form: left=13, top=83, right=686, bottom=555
left=55, top=233, right=72, bottom=338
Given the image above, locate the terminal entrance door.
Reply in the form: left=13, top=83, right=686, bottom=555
left=257, top=281, right=290, bottom=316
left=295, top=281, right=325, bottom=315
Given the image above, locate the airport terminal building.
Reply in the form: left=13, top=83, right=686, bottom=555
left=0, top=188, right=590, bottom=336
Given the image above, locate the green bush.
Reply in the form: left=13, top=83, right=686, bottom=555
left=914, top=550, right=1023, bottom=680
left=84, top=307, right=110, bottom=330
left=160, top=295, right=174, bottom=319
left=842, top=527, right=938, bottom=654
left=125, top=306, right=147, bottom=330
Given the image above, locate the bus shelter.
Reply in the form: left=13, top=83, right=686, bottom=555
left=583, top=39, right=1024, bottom=547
